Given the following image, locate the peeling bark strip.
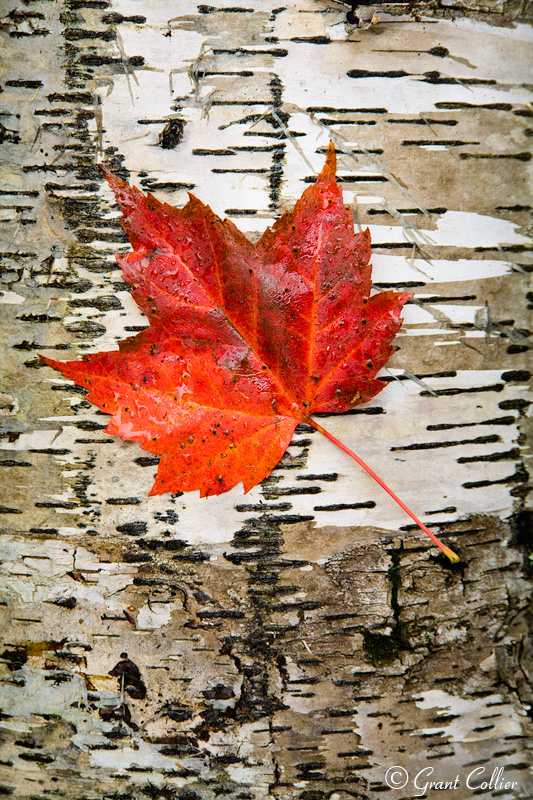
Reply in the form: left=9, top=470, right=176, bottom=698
left=0, top=2, right=532, bottom=799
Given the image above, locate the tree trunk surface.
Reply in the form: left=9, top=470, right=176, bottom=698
left=0, top=2, right=532, bottom=799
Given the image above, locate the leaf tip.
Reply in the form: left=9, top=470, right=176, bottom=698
left=397, top=291, right=414, bottom=309
left=98, top=163, right=119, bottom=189
left=319, top=140, right=337, bottom=182
left=98, top=163, right=131, bottom=201
left=38, top=353, right=59, bottom=370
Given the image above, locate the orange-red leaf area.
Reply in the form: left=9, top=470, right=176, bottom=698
left=42, top=144, right=411, bottom=497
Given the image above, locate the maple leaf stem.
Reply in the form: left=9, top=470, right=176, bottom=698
left=309, top=418, right=460, bottom=564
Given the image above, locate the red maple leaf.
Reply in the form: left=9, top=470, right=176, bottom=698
left=42, top=143, right=458, bottom=562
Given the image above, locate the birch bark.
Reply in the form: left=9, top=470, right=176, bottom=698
left=0, top=2, right=532, bottom=798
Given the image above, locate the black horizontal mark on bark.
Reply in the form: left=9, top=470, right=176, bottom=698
left=47, top=91, right=93, bottom=103
left=101, top=12, right=146, bottom=24
left=258, top=514, right=314, bottom=524
left=374, top=281, right=426, bottom=287
left=68, top=2, right=110, bottom=10
left=6, top=79, right=43, bottom=88
left=267, top=487, right=320, bottom=497
left=139, top=181, right=194, bottom=191
left=35, top=501, right=77, bottom=509
left=24, top=163, right=79, bottom=174
left=69, top=296, right=122, bottom=310
left=211, top=47, right=288, bottom=56
left=17, top=313, right=61, bottom=323
left=116, top=522, right=147, bottom=534
left=270, top=601, right=322, bottom=612
left=392, top=434, right=500, bottom=451
left=369, top=208, right=447, bottom=215
left=193, top=148, right=236, bottom=156
left=244, top=130, right=304, bottom=138
left=198, top=4, right=254, bottom=11
left=0, top=189, right=39, bottom=197
left=318, top=118, right=377, bottom=126
left=225, top=551, right=310, bottom=565
left=136, top=538, right=187, bottom=551
left=135, top=456, right=160, bottom=467
left=291, top=36, right=330, bottom=44
left=314, top=501, right=376, bottom=511
left=507, top=344, right=531, bottom=354
left=420, top=383, right=504, bottom=397
left=318, top=147, right=385, bottom=156
left=73, top=421, right=107, bottom=431
left=224, top=209, right=258, bottom=215
left=137, top=118, right=174, bottom=124
left=317, top=407, right=385, bottom=418
left=172, top=552, right=209, bottom=563
left=197, top=609, right=245, bottom=619
left=457, top=448, right=519, bottom=463
left=18, top=752, right=53, bottom=763
left=421, top=72, right=496, bottom=86
left=499, top=399, right=530, bottom=410
left=502, top=370, right=530, bottom=381
left=387, top=119, right=457, bottom=126
left=233, top=145, right=285, bottom=152
left=74, top=439, right=114, bottom=444
left=122, top=553, right=152, bottom=563
left=460, top=152, right=531, bottom=162
left=307, top=106, right=388, bottom=113
left=202, top=71, right=255, bottom=77
left=63, top=27, right=116, bottom=41
left=427, top=416, right=515, bottom=430
left=236, top=503, right=292, bottom=512
left=382, top=372, right=457, bottom=383
left=106, top=497, right=142, bottom=505
left=417, top=295, right=476, bottom=303
left=212, top=168, right=269, bottom=173
left=45, top=181, right=100, bottom=192
left=295, top=424, right=314, bottom=434
left=1, top=251, right=37, bottom=258
left=463, top=469, right=526, bottom=488
left=296, top=473, right=338, bottom=481
left=373, top=242, right=422, bottom=249
left=348, top=70, right=409, bottom=78
left=6, top=9, right=45, bottom=20
left=10, top=28, right=50, bottom=38
left=401, top=140, right=479, bottom=147
left=75, top=231, right=126, bottom=244
left=29, top=448, right=71, bottom=455
left=435, top=102, right=511, bottom=110
left=30, top=527, right=58, bottom=534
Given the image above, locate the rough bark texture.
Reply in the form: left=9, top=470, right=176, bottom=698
left=0, top=2, right=532, bottom=799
